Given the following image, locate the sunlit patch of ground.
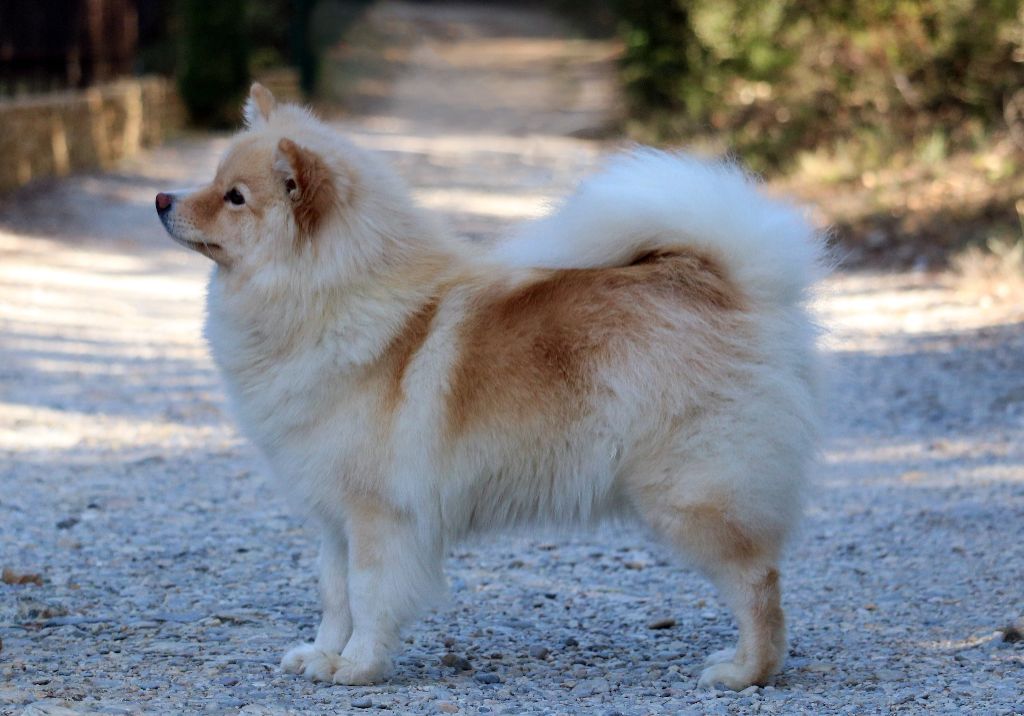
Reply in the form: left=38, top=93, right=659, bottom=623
left=816, top=271, right=1024, bottom=353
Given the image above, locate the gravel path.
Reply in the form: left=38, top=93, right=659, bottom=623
left=2, top=3, right=1023, bottom=714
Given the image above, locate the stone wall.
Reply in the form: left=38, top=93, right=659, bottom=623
left=0, top=76, right=184, bottom=192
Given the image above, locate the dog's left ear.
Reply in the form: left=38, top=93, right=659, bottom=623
left=274, top=138, right=340, bottom=238
left=244, top=83, right=276, bottom=128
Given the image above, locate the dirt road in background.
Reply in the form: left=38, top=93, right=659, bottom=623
left=2, top=3, right=1021, bottom=714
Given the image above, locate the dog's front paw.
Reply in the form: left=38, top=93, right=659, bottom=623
left=281, top=643, right=342, bottom=682
left=330, top=655, right=390, bottom=685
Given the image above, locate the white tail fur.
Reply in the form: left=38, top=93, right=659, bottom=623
left=490, top=149, right=824, bottom=307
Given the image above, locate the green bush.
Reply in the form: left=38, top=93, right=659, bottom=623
left=608, top=0, right=1024, bottom=174
left=173, top=0, right=370, bottom=124
left=178, top=0, right=250, bottom=127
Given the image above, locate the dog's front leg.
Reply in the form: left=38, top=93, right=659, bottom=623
left=330, top=503, right=442, bottom=685
left=281, top=526, right=352, bottom=681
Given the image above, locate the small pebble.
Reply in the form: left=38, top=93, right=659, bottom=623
left=647, top=618, right=676, bottom=630
left=474, top=673, right=501, bottom=685
left=351, top=697, right=373, bottom=709
left=804, top=661, right=835, bottom=673
left=441, top=653, right=472, bottom=671
left=528, top=646, right=550, bottom=659
left=874, top=669, right=902, bottom=682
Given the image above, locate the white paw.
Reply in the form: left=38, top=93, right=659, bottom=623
left=281, top=643, right=341, bottom=682
left=330, top=655, right=390, bottom=685
left=698, top=659, right=765, bottom=691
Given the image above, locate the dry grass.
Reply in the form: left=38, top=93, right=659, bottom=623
left=952, top=202, right=1024, bottom=306
left=777, top=135, right=1024, bottom=271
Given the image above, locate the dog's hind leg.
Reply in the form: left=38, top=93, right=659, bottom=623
left=695, top=561, right=786, bottom=689
left=638, top=493, right=789, bottom=690
left=329, top=495, right=445, bottom=685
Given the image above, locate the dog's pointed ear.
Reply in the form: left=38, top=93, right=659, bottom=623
left=244, top=83, right=276, bottom=128
left=274, top=138, right=339, bottom=238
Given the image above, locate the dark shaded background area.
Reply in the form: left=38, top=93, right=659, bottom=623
left=0, top=0, right=139, bottom=92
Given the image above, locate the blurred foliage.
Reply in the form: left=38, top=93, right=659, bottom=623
left=168, top=0, right=369, bottom=126
left=247, top=0, right=293, bottom=73
left=954, top=204, right=1024, bottom=302
left=138, top=0, right=180, bottom=77
left=300, top=0, right=375, bottom=97
left=178, top=0, right=251, bottom=126
left=574, top=0, right=1024, bottom=175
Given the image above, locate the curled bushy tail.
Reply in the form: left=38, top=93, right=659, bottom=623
left=490, top=149, right=825, bottom=307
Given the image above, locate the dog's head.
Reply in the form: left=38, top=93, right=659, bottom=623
left=156, top=84, right=411, bottom=287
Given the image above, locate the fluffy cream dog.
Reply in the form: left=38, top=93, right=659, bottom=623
left=156, top=84, right=823, bottom=691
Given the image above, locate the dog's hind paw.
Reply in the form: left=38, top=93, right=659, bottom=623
left=281, top=643, right=341, bottom=682
left=703, top=647, right=737, bottom=667
left=698, top=660, right=758, bottom=691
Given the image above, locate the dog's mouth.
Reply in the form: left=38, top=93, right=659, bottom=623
left=172, top=235, right=225, bottom=263
left=166, top=231, right=223, bottom=260
left=159, top=214, right=224, bottom=260
left=172, top=235, right=223, bottom=253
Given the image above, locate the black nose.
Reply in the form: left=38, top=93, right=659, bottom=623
left=155, top=192, right=173, bottom=215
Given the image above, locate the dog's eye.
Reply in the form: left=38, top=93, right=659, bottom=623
left=225, top=188, right=245, bottom=206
